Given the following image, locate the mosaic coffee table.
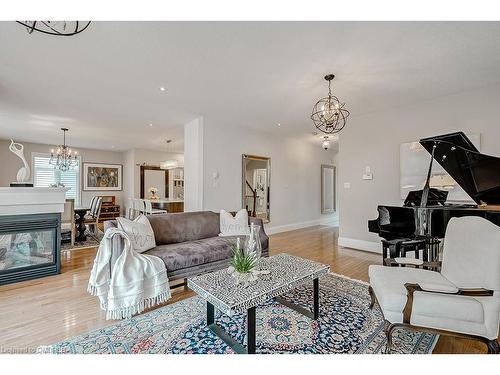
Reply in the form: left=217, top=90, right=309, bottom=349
left=187, top=253, right=330, bottom=354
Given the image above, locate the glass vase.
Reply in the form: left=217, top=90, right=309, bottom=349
left=244, top=223, right=262, bottom=261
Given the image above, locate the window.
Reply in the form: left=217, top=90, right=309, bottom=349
left=32, top=153, right=81, bottom=205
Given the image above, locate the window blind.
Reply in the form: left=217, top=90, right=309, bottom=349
left=32, top=154, right=81, bottom=205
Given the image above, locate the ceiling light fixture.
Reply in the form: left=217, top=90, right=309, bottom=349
left=322, top=136, right=331, bottom=151
left=311, top=74, right=350, bottom=135
left=16, top=21, right=91, bottom=36
left=149, top=123, right=153, bottom=127
left=49, top=128, right=78, bottom=171
left=159, top=87, right=166, bottom=92
left=160, top=139, right=180, bottom=170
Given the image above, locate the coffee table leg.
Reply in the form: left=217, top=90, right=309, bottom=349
left=206, top=301, right=251, bottom=354
left=247, top=307, right=256, bottom=354
left=313, top=277, right=319, bottom=320
left=275, top=277, right=320, bottom=320
left=207, top=301, right=215, bottom=325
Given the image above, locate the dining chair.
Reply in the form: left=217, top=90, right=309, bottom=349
left=88, top=196, right=98, bottom=216
left=133, top=198, right=146, bottom=216
left=144, top=199, right=167, bottom=215
left=84, top=196, right=103, bottom=239
left=61, top=199, right=75, bottom=246
left=127, top=198, right=135, bottom=219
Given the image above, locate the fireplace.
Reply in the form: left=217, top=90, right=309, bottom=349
left=0, top=187, right=67, bottom=286
left=0, top=213, right=61, bottom=285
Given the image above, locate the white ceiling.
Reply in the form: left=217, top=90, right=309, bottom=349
left=1, top=21, right=500, bottom=151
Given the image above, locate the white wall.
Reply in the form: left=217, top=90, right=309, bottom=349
left=0, top=138, right=126, bottom=209
left=184, top=117, right=204, bottom=211
left=202, top=121, right=337, bottom=233
left=338, top=84, right=500, bottom=252
left=123, top=149, right=135, bottom=204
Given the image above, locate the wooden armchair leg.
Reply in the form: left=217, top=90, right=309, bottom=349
left=487, top=339, right=500, bottom=354
left=368, top=286, right=376, bottom=309
left=385, top=322, right=397, bottom=354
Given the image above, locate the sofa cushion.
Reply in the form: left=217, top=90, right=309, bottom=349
left=117, top=215, right=156, bottom=253
left=147, top=211, right=220, bottom=245
left=145, top=236, right=237, bottom=272
left=369, top=265, right=457, bottom=314
left=219, top=209, right=250, bottom=236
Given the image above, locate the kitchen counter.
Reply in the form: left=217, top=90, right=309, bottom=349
left=146, top=198, right=184, bottom=213
left=145, top=198, right=184, bottom=203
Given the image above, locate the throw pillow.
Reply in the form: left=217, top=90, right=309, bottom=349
left=117, top=215, right=156, bottom=253
left=219, top=209, right=250, bottom=237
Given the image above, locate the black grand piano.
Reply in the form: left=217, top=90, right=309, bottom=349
left=369, top=132, right=500, bottom=245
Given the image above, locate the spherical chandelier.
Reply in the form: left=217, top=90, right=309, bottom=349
left=311, top=74, right=350, bottom=135
left=16, top=21, right=91, bottom=36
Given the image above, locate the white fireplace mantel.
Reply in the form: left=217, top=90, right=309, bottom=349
left=0, top=187, right=70, bottom=216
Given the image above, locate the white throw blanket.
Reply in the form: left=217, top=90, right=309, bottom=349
left=87, top=227, right=171, bottom=320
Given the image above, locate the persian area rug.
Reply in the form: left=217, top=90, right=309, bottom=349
left=45, top=273, right=437, bottom=354
left=61, top=230, right=103, bottom=251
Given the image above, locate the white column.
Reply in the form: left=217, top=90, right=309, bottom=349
left=184, top=117, right=204, bottom=211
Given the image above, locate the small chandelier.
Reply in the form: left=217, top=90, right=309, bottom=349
left=160, top=139, right=180, bottom=170
left=311, top=74, right=350, bottom=135
left=16, top=21, right=91, bottom=36
left=50, top=128, right=78, bottom=172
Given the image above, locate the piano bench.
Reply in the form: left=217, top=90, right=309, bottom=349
left=381, top=238, right=409, bottom=260
left=399, top=239, right=427, bottom=260
left=381, top=237, right=441, bottom=266
left=383, top=257, right=442, bottom=271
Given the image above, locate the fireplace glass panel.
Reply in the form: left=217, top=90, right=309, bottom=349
left=0, top=230, right=55, bottom=271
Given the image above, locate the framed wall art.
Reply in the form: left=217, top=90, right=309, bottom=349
left=83, top=163, right=123, bottom=191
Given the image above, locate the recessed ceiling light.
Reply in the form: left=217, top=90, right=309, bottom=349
left=277, top=123, right=281, bottom=127
left=149, top=123, right=153, bottom=127
left=159, top=87, right=166, bottom=92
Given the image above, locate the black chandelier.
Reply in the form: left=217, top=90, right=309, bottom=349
left=16, top=21, right=91, bottom=36
left=49, top=128, right=78, bottom=172
left=311, top=74, right=350, bottom=135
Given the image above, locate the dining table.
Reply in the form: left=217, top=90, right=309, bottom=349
left=73, top=206, right=90, bottom=242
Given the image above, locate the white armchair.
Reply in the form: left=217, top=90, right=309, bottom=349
left=369, top=216, right=500, bottom=354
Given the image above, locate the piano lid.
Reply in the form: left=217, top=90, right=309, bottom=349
left=419, top=132, right=500, bottom=205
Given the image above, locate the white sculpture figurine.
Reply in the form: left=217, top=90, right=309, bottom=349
left=9, top=140, right=31, bottom=183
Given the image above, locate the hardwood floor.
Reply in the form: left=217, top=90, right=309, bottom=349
left=0, top=225, right=494, bottom=353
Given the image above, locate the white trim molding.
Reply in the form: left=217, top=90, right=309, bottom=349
left=266, top=216, right=338, bottom=235
left=338, top=237, right=382, bottom=254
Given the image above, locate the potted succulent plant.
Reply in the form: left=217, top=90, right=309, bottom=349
left=227, top=238, right=260, bottom=285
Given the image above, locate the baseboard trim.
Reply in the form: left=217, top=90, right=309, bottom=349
left=266, top=217, right=338, bottom=235
left=338, top=237, right=381, bottom=254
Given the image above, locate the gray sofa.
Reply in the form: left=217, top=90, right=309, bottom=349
left=104, top=211, right=269, bottom=281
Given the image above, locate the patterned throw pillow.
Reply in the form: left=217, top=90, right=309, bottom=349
left=219, top=209, right=250, bottom=237
left=117, top=215, right=156, bottom=253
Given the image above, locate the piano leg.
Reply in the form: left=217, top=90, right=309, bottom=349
left=381, top=239, right=405, bottom=266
